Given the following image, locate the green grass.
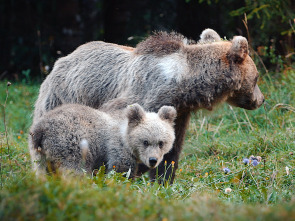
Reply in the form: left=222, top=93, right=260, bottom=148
left=1, top=70, right=295, bottom=220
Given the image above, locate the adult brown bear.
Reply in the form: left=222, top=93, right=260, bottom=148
left=32, top=29, right=264, bottom=183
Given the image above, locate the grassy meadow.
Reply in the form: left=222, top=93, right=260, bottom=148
left=0, top=69, right=295, bottom=220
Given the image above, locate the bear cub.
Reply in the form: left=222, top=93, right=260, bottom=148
left=29, top=103, right=176, bottom=178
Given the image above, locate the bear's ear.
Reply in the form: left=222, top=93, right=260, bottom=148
left=199, top=29, right=221, bottom=43
left=228, top=36, right=249, bottom=63
left=158, top=106, right=177, bottom=124
left=127, top=103, right=145, bottom=127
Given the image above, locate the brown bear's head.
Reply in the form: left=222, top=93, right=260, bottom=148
left=126, top=104, right=176, bottom=169
left=225, top=36, right=264, bottom=110
left=199, top=29, right=264, bottom=110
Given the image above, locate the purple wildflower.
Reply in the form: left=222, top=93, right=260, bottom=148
left=223, top=167, right=231, bottom=174
left=252, top=159, right=259, bottom=166
left=243, top=158, right=249, bottom=165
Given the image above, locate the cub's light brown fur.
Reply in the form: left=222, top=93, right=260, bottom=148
left=32, top=28, right=264, bottom=182
left=30, top=103, right=176, bottom=177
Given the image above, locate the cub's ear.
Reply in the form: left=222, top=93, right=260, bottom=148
left=228, top=36, right=249, bottom=63
left=199, top=28, right=221, bottom=43
left=158, top=106, right=177, bottom=124
left=127, top=103, right=145, bottom=127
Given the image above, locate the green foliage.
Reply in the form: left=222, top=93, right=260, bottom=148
left=230, top=0, right=294, bottom=30
left=230, top=0, right=295, bottom=68
left=1, top=69, right=295, bottom=219
left=21, top=69, right=32, bottom=84
left=0, top=82, right=39, bottom=134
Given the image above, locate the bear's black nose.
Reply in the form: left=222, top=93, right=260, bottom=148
left=149, top=157, right=158, bottom=167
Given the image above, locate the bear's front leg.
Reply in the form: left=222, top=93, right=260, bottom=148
left=149, top=112, right=191, bottom=183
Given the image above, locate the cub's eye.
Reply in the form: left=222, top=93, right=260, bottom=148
left=159, top=141, right=164, bottom=148
left=143, top=140, right=149, bottom=146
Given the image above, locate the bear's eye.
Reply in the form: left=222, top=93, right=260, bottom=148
left=159, top=141, right=164, bottom=148
left=253, top=76, right=258, bottom=87
left=143, top=140, right=149, bottom=147
left=254, top=76, right=258, bottom=83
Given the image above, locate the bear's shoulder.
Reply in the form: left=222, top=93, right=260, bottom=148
left=135, top=32, right=194, bottom=56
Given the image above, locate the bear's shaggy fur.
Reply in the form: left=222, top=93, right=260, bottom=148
left=29, top=104, right=176, bottom=177
left=32, top=29, right=264, bottom=182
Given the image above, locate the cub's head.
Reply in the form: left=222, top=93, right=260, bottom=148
left=126, top=104, right=176, bottom=169
left=200, top=29, right=264, bottom=110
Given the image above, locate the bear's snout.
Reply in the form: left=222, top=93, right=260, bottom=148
left=149, top=157, right=158, bottom=168
left=252, top=84, right=264, bottom=109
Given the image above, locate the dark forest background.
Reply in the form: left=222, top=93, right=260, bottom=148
left=0, top=0, right=294, bottom=81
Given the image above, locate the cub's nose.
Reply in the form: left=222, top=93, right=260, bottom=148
left=149, top=157, right=158, bottom=168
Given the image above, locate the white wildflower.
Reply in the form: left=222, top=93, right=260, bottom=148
left=285, top=166, right=290, bottom=175
left=224, top=187, right=232, bottom=193
left=256, top=156, right=262, bottom=162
